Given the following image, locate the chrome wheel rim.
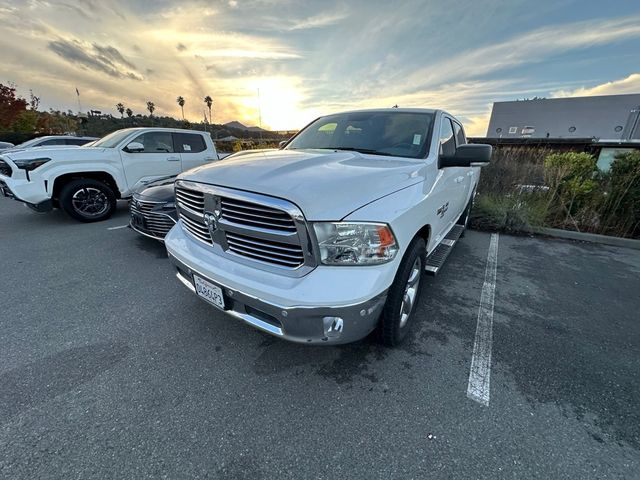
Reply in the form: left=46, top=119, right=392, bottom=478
left=71, top=188, right=109, bottom=217
left=399, top=257, right=422, bottom=328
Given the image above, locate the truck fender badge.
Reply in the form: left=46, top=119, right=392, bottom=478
left=437, top=202, right=449, bottom=218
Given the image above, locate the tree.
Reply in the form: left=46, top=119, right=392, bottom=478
left=146, top=101, right=155, bottom=116
left=29, top=90, right=40, bottom=111
left=0, top=83, right=28, bottom=130
left=176, top=96, right=185, bottom=120
left=116, top=102, right=125, bottom=118
left=204, top=95, right=213, bottom=124
left=125, top=107, right=133, bottom=118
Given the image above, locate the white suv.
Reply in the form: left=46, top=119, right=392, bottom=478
left=165, top=108, right=491, bottom=345
left=0, top=128, right=218, bottom=222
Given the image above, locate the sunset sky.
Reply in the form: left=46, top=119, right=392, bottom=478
left=1, top=0, right=639, bottom=135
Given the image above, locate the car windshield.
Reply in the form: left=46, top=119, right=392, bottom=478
left=90, top=129, right=135, bottom=148
left=286, top=111, right=434, bottom=159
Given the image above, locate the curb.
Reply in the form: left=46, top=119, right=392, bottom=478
left=530, top=227, right=640, bottom=250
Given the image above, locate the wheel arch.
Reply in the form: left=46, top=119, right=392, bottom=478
left=52, top=172, right=121, bottom=200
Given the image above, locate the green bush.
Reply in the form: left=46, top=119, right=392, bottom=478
left=470, top=193, right=548, bottom=233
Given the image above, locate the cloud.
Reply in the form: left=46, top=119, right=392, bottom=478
left=551, top=73, right=640, bottom=98
left=48, top=39, right=143, bottom=80
left=286, top=12, right=347, bottom=31
left=176, top=43, right=187, bottom=51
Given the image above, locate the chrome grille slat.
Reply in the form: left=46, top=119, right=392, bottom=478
left=130, top=198, right=176, bottom=238
left=227, top=245, right=303, bottom=267
left=221, top=213, right=297, bottom=231
left=225, top=232, right=304, bottom=253
left=226, top=240, right=303, bottom=261
left=220, top=198, right=296, bottom=232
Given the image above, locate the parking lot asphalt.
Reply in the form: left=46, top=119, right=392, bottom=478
left=1, top=198, right=639, bottom=479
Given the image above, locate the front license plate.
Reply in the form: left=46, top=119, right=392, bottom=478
left=194, top=274, right=225, bottom=310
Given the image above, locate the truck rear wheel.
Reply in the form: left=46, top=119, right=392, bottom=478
left=59, top=179, right=117, bottom=223
left=379, top=237, right=426, bottom=346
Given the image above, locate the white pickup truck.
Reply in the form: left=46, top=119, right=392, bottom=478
left=165, top=108, right=491, bottom=346
left=0, top=127, right=218, bottom=222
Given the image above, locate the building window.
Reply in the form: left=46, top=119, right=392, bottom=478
left=508, top=126, right=517, bottom=134
left=614, top=125, right=623, bottom=132
left=568, top=126, right=576, bottom=133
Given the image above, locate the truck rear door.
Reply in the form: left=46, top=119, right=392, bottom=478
left=174, top=132, right=218, bottom=171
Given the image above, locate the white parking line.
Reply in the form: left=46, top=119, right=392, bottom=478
left=467, top=233, right=499, bottom=406
left=107, top=225, right=129, bottom=230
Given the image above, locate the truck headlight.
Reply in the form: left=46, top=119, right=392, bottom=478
left=14, top=157, right=51, bottom=171
left=313, top=222, right=398, bottom=265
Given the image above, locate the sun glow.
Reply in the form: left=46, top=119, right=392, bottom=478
left=236, top=77, right=320, bottom=131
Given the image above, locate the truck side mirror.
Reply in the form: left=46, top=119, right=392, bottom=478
left=439, top=143, right=492, bottom=168
left=278, top=140, right=288, bottom=149
left=124, top=141, right=144, bottom=153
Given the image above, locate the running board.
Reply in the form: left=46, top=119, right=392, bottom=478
left=424, top=225, right=465, bottom=275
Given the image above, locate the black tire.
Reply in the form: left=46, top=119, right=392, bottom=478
left=59, top=178, right=117, bottom=223
left=379, top=236, right=426, bottom=346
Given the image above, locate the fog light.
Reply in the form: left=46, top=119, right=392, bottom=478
left=323, top=317, right=344, bottom=338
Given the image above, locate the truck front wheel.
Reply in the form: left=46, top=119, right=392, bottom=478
left=379, top=237, right=426, bottom=346
left=59, top=179, right=117, bottom=223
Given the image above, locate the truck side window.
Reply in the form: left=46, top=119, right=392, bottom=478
left=174, top=133, right=206, bottom=153
left=453, top=122, right=466, bottom=146
left=131, top=132, right=174, bottom=153
left=439, top=118, right=456, bottom=157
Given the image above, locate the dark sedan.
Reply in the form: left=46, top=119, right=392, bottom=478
left=129, top=177, right=178, bottom=241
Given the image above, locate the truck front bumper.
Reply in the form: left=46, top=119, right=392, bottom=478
left=0, top=169, right=51, bottom=208
left=165, top=223, right=396, bottom=344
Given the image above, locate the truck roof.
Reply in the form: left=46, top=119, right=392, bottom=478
left=112, top=127, right=211, bottom=136
left=332, top=107, right=438, bottom=115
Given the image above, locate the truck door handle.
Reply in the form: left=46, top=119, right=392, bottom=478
left=455, top=176, right=465, bottom=183
left=204, top=157, right=217, bottom=161
left=167, top=156, right=180, bottom=162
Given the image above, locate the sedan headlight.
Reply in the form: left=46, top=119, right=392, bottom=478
left=13, top=157, right=51, bottom=171
left=313, top=222, right=398, bottom=265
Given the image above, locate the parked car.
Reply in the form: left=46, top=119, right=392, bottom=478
left=3, top=135, right=98, bottom=152
left=0, top=128, right=219, bottom=222
left=129, top=149, right=276, bottom=241
left=129, top=176, right=178, bottom=241
left=164, top=108, right=491, bottom=346
left=0, top=141, right=15, bottom=151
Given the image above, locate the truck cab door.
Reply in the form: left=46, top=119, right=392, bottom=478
left=120, top=131, right=182, bottom=192
left=452, top=120, right=475, bottom=204
left=173, top=132, right=217, bottom=171
left=433, top=116, right=467, bottom=241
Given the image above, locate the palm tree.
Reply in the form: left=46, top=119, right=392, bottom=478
left=204, top=95, right=213, bottom=124
left=146, top=101, right=155, bottom=125
left=116, top=102, right=125, bottom=118
left=176, top=96, right=185, bottom=120
left=125, top=107, right=133, bottom=118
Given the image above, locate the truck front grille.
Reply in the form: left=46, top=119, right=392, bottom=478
left=176, top=181, right=312, bottom=272
left=130, top=198, right=176, bottom=238
left=0, top=159, right=12, bottom=177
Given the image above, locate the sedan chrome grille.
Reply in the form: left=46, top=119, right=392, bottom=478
left=220, top=198, right=297, bottom=232
left=175, top=181, right=314, bottom=273
left=130, top=199, right=176, bottom=238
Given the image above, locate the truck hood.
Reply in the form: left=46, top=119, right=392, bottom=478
left=180, top=149, right=427, bottom=220
left=2, top=146, right=107, bottom=161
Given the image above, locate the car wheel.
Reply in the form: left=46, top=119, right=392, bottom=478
left=59, top=179, right=117, bottom=223
left=379, top=236, right=426, bottom=346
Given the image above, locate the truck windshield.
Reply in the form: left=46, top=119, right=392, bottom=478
left=90, top=129, right=135, bottom=148
left=286, top=111, right=434, bottom=159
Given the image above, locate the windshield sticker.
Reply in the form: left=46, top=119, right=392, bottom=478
left=413, top=134, right=422, bottom=145
left=183, top=144, right=192, bottom=151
